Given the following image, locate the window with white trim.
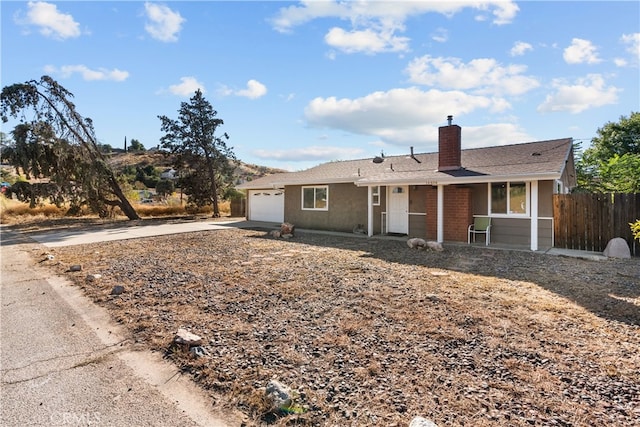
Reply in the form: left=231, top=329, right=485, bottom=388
left=302, top=186, right=328, bottom=210
left=489, top=182, right=529, bottom=215
left=372, top=186, right=380, bottom=206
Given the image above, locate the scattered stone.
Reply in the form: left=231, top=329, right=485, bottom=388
left=269, top=230, right=281, bottom=238
left=407, top=238, right=427, bottom=249
left=173, top=328, right=203, bottom=348
left=86, top=274, right=102, bottom=281
left=423, top=293, right=441, bottom=303
left=407, top=238, right=444, bottom=252
left=110, top=285, right=125, bottom=295
left=426, top=241, right=444, bottom=252
left=69, top=264, right=82, bottom=272
left=280, top=222, right=295, bottom=238
left=190, top=346, right=209, bottom=358
left=603, top=237, right=631, bottom=259
left=39, top=254, right=55, bottom=263
left=49, top=227, right=640, bottom=426
left=265, top=379, right=293, bottom=412
left=353, top=224, right=367, bottom=234
left=429, top=271, right=449, bottom=276
left=409, top=416, right=438, bottom=427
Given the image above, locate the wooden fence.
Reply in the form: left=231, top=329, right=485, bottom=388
left=230, top=197, right=246, bottom=217
left=553, top=193, right=640, bottom=255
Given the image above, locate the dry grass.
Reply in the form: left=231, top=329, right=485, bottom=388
left=14, top=224, right=640, bottom=426
left=0, top=197, right=230, bottom=226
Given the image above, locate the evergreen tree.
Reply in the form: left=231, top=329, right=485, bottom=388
left=158, top=90, right=236, bottom=217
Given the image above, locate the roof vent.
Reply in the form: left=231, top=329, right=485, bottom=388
left=373, top=156, right=384, bottom=164
left=532, top=152, right=541, bottom=156
left=410, top=146, right=421, bottom=163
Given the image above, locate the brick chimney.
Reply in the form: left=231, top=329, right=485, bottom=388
left=438, top=115, right=462, bottom=171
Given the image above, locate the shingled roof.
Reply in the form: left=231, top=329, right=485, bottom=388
left=238, top=138, right=574, bottom=189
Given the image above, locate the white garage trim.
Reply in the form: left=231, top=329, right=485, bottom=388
left=247, top=190, right=285, bottom=223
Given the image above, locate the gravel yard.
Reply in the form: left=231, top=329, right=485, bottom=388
left=37, top=225, right=640, bottom=426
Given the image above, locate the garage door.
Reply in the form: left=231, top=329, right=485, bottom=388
left=248, top=190, right=285, bottom=223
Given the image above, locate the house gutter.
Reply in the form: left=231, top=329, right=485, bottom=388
left=354, top=172, right=563, bottom=187
left=240, top=171, right=564, bottom=190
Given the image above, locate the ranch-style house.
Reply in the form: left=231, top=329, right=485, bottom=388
left=237, top=116, right=576, bottom=251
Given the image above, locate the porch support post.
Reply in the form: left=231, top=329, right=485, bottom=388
left=437, top=184, right=444, bottom=243
left=367, top=185, right=374, bottom=237
left=530, top=180, right=539, bottom=251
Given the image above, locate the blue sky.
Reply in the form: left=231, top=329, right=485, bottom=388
left=1, top=1, right=639, bottom=171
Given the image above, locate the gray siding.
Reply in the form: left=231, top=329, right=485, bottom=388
left=489, top=217, right=553, bottom=249
left=284, top=183, right=368, bottom=232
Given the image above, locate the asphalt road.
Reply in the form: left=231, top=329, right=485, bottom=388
left=0, top=226, right=242, bottom=427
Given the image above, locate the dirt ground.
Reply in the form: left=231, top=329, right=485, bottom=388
left=19, top=222, right=640, bottom=426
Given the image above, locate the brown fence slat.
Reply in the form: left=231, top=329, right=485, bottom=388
left=553, top=193, right=639, bottom=255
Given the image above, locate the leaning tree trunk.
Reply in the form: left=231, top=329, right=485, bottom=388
left=107, top=173, right=140, bottom=220
left=8, top=78, right=142, bottom=221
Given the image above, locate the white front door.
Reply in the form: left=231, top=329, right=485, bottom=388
left=387, top=185, right=408, bottom=234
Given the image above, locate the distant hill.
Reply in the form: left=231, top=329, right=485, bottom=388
left=105, top=151, right=287, bottom=184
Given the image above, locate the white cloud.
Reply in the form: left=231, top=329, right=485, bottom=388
left=253, top=145, right=364, bottom=162
left=563, top=38, right=601, bottom=64
left=43, top=64, right=129, bottom=81
left=614, top=58, right=628, bottom=67
left=461, top=124, right=533, bottom=148
left=19, top=1, right=81, bottom=39
left=510, top=41, right=533, bottom=57
left=405, top=55, right=540, bottom=96
left=270, top=1, right=518, bottom=55
left=271, top=1, right=518, bottom=32
left=168, top=77, right=205, bottom=97
left=304, top=87, right=510, bottom=146
left=270, top=0, right=348, bottom=33
left=621, top=33, right=640, bottom=63
left=219, top=80, right=268, bottom=99
left=280, top=93, right=296, bottom=102
left=537, top=74, right=619, bottom=114
left=490, top=1, right=519, bottom=25
left=325, top=27, right=409, bottom=54
left=431, top=28, right=448, bottom=43
left=236, top=80, right=268, bottom=99
left=144, top=2, right=185, bottom=42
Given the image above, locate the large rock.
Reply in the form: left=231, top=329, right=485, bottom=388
left=407, top=238, right=427, bottom=249
left=280, top=222, right=295, bottom=237
left=265, top=379, right=292, bottom=412
left=407, top=238, right=444, bottom=252
left=173, top=329, right=203, bottom=347
left=409, top=417, right=438, bottom=427
left=603, top=237, right=631, bottom=259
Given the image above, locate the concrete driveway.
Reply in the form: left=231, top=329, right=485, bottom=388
left=0, top=224, right=246, bottom=427
left=26, top=219, right=272, bottom=247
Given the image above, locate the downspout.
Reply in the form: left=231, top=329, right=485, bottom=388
left=437, top=184, right=444, bottom=243
left=530, top=180, right=539, bottom=251
left=367, top=185, right=374, bottom=237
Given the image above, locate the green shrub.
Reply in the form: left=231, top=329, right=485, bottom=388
left=631, top=220, right=640, bottom=242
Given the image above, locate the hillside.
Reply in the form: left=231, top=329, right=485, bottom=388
left=105, top=151, right=287, bottom=184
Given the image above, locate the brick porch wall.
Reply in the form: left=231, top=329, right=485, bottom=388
left=425, top=186, right=473, bottom=242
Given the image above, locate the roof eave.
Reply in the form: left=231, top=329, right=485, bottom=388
left=439, top=172, right=563, bottom=185
left=356, top=172, right=564, bottom=186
